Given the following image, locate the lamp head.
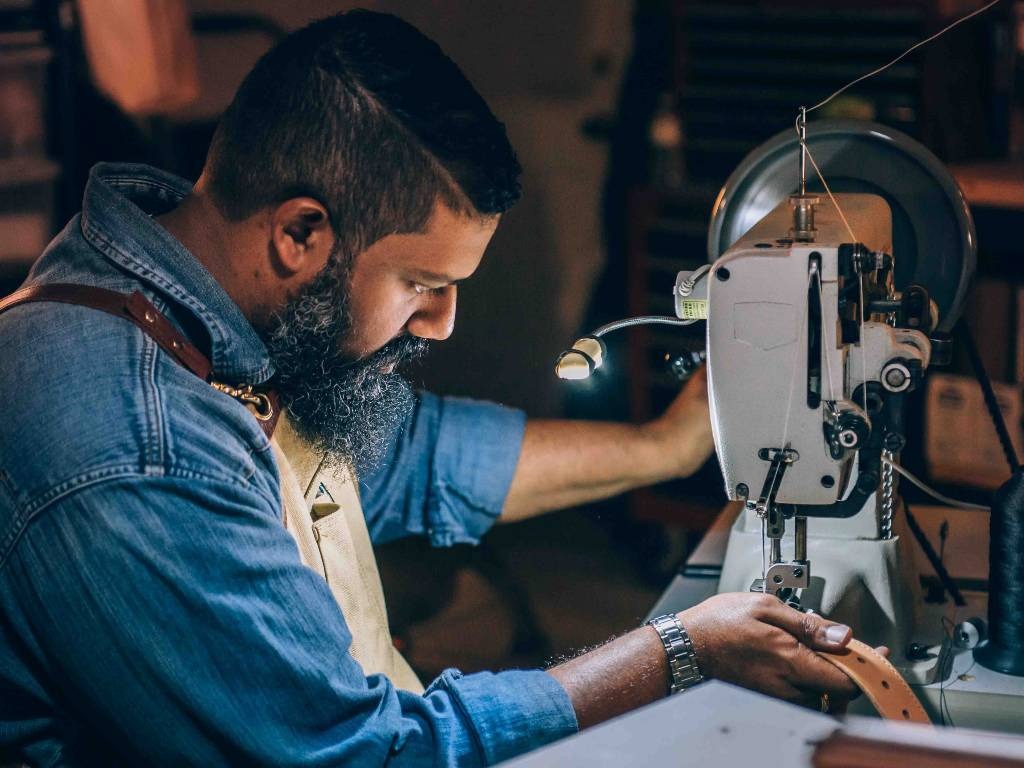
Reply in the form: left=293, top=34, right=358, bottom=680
left=555, top=336, right=606, bottom=380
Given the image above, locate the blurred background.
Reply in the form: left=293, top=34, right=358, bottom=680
left=2, top=0, right=1024, bottom=680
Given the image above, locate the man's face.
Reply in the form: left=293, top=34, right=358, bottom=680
left=343, top=202, right=499, bottom=358
left=261, top=202, right=498, bottom=470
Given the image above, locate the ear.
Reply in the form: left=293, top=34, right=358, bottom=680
left=269, top=197, right=334, bottom=278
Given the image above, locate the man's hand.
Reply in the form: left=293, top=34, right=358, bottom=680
left=641, top=366, right=715, bottom=478
left=678, top=592, right=859, bottom=702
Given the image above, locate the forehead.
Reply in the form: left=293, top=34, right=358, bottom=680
left=357, top=202, right=499, bottom=278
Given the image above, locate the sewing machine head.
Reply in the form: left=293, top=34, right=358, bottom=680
left=688, top=128, right=1024, bottom=719
left=557, top=119, right=975, bottom=620
left=556, top=111, right=1019, bottom=732
left=691, top=182, right=945, bottom=604
left=706, top=192, right=929, bottom=509
left=689, top=121, right=975, bottom=608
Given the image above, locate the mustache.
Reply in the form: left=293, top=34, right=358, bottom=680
left=349, top=333, right=430, bottom=373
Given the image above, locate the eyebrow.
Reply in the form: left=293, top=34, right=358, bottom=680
left=408, top=268, right=465, bottom=285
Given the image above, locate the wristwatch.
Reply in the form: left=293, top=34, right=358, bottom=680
left=647, top=614, right=703, bottom=694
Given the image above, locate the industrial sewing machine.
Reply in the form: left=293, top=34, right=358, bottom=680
left=557, top=119, right=1024, bottom=734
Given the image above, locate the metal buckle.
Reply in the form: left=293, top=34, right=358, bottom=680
left=210, top=381, right=274, bottom=422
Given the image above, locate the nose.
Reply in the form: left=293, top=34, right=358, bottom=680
left=407, top=286, right=457, bottom=341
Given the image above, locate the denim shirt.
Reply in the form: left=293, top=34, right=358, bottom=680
left=0, top=163, right=577, bottom=767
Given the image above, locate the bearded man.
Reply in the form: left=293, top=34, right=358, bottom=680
left=0, top=10, right=860, bottom=767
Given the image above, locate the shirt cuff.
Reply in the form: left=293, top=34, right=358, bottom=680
left=427, top=393, right=527, bottom=547
left=426, top=668, right=579, bottom=765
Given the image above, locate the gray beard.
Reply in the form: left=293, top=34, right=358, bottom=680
left=260, top=252, right=429, bottom=471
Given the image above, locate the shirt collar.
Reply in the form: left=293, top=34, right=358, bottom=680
left=79, top=162, right=273, bottom=384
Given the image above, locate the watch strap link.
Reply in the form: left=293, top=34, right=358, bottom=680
left=648, top=613, right=703, bottom=694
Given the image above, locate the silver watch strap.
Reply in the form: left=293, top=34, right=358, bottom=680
left=647, top=613, right=703, bottom=694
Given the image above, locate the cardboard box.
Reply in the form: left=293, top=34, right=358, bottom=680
left=959, top=277, right=1012, bottom=382
left=926, top=373, right=1023, bottom=490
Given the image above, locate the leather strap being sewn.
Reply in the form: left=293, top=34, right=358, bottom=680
left=817, top=637, right=931, bottom=724
left=0, top=283, right=278, bottom=438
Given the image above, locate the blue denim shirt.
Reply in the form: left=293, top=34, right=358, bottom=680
left=0, top=163, right=577, bottom=767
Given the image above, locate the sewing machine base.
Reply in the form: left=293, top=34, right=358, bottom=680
left=873, top=589, right=1024, bottom=734
left=649, top=503, right=1024, bottom=735
left=718, top=502, right=921, bottom=657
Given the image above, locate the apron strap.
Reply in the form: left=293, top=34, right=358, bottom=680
left=0, top=283, right=279, bottom=438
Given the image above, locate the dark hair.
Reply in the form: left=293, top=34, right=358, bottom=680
left=204, top=10, right=520, bottom=257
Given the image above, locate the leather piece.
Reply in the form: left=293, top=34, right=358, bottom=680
left=0, top=282, right=278, bottom=439
left=817, top=637, right=931, bottom=724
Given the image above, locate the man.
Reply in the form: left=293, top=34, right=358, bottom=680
left=0, top=11, right=860, bottom=767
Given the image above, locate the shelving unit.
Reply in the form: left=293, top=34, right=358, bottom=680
left=0, top=1, right=60, bottom=294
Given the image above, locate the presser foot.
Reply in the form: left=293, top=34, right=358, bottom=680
left=750, top=559, right=811, bottom=610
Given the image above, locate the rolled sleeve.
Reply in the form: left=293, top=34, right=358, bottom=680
left=429, top=669, right=578, bottom=766
left=361, top=391, right=527, bottom=547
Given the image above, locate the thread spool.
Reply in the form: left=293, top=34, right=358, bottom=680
left=975, top=469, right=1024, bottom=676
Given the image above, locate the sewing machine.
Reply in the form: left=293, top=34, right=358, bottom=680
left=557, top=119, right=1024, bottom=733
left=705, top=189, right=927, bottom=637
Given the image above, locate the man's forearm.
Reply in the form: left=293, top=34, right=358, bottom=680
left=546, top=594, right=859, bottom=731
left=547, top=625, right=668, bottom=728
left=500, top=419, right=695, bottom=522
left=500, top=370, right=713, bottom=523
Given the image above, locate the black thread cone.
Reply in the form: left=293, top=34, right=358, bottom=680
left=975, top=469, right=1024, bottom=676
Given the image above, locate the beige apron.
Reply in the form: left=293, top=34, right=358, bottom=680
left=270, top=415, right=424, bottom=694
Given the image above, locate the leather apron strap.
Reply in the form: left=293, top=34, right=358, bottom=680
left=817, top=637, right=931, bottom=724
left=0, top=283, right=279, bottom=438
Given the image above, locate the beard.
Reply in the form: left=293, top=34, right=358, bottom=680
left=260, top=250, right=429, bottom=471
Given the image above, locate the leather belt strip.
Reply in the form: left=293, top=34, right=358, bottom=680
left=0, top=283, right=279, bottom=438
left=817, top=637, right=931, bottom=724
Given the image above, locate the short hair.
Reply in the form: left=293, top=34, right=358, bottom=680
left=204, top=10, right=521, bottom=257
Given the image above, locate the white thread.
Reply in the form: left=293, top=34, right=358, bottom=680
left=592, top=315, right=696, bottom=337
left=760, top=519, right=767, bottom=590
left=779, top=270, right=815, bottom=451
left=803, top=142, right=858, bottom=243
left=794, top=0, right=1001, bottom=428
left=802, top=141, right=869, bottom=412
left=883, top=458, right=991, bottom=512
left=761, top=270, right=814, bottom=588
left=805, top=0, right=1002, bottom=116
